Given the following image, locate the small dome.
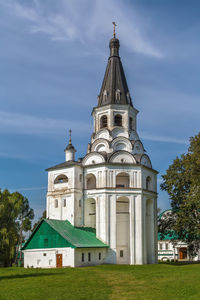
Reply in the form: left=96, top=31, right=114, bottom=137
left=65, top=143, right=76, bottom=152
left=109, top=37, right=120, bottom=48
left=109, top=37, right=120, bottom=57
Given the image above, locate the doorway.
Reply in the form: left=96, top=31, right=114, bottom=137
left=179, top=248, right=187, bottom=260
left=56, top=254, right=63, bottom=268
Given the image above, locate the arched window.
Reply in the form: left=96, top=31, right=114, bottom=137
left=116, top=172, right=129, bottom=188
left=129, top=117, right=133, bottom=130
left=100, top=115, right=108, bottom=128
left=54, top=174, right=68, bottom=184
left=146, top=176, right=151, bottom=190
left=55, top=199, right=58, bottom=208
left=114, top=114, right=122, bottom=127
left=85, top=174, right=96, bottom=189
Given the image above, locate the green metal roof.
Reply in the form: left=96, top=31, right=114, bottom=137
left=158, top=231, right=179, bottom=241
left=22, top=219, right=109, bottom=250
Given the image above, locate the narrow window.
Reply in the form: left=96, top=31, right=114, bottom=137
left=81, top=253, right=84, bottom=262
left=44, top=238, right=48, bottom=247
left=100, top=115, right=107, bottom=128
left=166, top=243, right=168, bottom=250
left=114, top=114, right=122, bottom=126
left=99, top=253, right=101, bottom=260
left=63, top=199, right=66, bottom=207
left=79, top=199, right=81, bottom=208
left=120, top=250, right=123, bottom=257
left=160, top=243, right=162, bottom=250
left=88, top=253, right=91, bottom=262
left=79, top=174, right=82, bottom=182
left=129, top=117, right=133, bottom=130
left=55, top=199, right=58, bottom=208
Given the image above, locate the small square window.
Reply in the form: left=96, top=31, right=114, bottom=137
left=120, top=250, right=123, bottom=257
left=81, top=253, right=84, bottom=262
left=99, top=253, right=101, bottom=260
left=43, top=253, right=46, bottom=256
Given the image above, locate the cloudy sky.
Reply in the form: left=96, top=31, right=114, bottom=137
left=0, top=0, right=199, bottom=221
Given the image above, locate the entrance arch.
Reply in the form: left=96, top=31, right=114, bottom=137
left=116, top=196, right=130, bottom=264
left=84, top=198, right=96, bottom=228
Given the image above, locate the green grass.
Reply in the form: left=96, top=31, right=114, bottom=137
left=0, top=263, right=200, bottom=300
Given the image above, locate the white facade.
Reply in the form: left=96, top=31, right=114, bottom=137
left=25, top=35, right=158, bottom=267
left=24, top=248, right=107, bottom=268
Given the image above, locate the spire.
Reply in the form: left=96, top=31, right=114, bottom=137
left=98, top=24, right=133, bottom=107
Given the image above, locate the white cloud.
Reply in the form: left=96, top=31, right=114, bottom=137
left=0, top=0, right=163, bottom=58
left=140, top=132, right=188, bottom=145
left=10, top=186, right=46, bottom=192
left=0, top=111, right=90, bottom=135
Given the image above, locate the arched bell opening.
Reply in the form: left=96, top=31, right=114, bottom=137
left=114, top=114, right=122, bottom=127
left=100, top=115, right=108, bottom=129
left=116, top=196, right=130, bottom=264
left=116, top=172, right=130, bottom=188
left=84, top=198, right=96, bottom=228
left=85, top=174, right=96, bottom=189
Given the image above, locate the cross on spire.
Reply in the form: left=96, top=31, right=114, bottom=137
left=69, top=129, right=72, bottom=144
left=112, top=21, right=117, bottom=38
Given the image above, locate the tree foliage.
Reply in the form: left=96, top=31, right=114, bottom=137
left=159, top=132, right=200, bottom=257
left=0, top=189, right=34, bottom=266
left=32, top=210, right=46, bottom=232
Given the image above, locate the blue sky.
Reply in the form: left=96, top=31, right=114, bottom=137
left=0, top=0, right=199, bottom=221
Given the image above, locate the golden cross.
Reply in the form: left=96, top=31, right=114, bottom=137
left=112, top=21, right=117, bottom=38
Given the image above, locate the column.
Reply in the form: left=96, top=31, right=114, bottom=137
left=129, top=195, right=135, bottom=264
left=134, top=194, right=144, bottom=264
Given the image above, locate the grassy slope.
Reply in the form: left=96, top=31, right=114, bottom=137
left=0, top=263, right=200, bottom=300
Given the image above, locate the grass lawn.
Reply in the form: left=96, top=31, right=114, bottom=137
left=0, top=263, right=200, bottom=300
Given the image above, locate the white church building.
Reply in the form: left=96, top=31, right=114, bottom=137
left=23, top=33, right=158, bottom=268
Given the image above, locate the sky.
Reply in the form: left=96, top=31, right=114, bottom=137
left=0, top=0, right=200, bottom=222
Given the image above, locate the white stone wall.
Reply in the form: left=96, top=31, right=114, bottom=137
left=74, top=248, right=107, bottom=267
left=23, top=248, right=75, bottom=268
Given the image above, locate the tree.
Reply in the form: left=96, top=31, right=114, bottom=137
left=0, top=189, right=34, bottom=266
left=32, top=210, right=46, bottom=232
left=159, top=132, right=200, bottom=258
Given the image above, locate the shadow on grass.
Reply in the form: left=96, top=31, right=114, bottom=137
left=159, top=261, right=200, bottom=266
left=0, top=272, right=63, bottom=281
